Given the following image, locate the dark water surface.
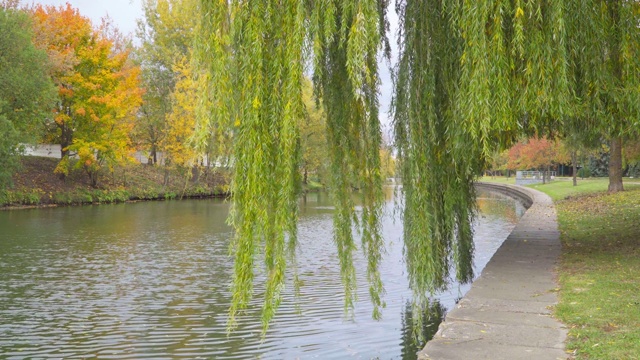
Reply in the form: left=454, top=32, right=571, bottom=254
left=0, top=188, right=525, bottom=359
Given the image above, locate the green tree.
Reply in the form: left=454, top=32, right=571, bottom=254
left=557, top=127, right=601, bottom=186
left=380, top=144, right=396, bottom=180
left=488, top=149, right=510, bottom=178
left=300, top=78, right=328, bottom=184
left=0, top=4, right=55, bottom=187
left=563, top=1, right=640, bottom=192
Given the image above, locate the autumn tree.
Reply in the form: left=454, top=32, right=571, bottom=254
left=163, top=57, right=201, bottom=171
left=135, top=0, right=199, bottom=166
left=31, top=4, right=142, bottom=186
left=624, top=140, right=640, bottom=169
left=507, top=137, right=567, bottom=183
left=0, top=3, right=55, bottom=186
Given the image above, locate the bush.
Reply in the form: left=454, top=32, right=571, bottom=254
left=52, top=192, right=73, bottom=205
left=23, top=190, right=43, bottom=205
left=91, top=189, right=130, bottom=203
left=0, top=189, right=43, bottom=206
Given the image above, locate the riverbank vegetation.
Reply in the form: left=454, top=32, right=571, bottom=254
left=511, top=179, right=640, bottom=359
left=1, top=156, right=229, bottom=208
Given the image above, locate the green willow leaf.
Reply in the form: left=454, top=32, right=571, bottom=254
left=196, top=0, right=640, bottom=340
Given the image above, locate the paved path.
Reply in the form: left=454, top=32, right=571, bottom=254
left=418, top=183, right=567, bottom=360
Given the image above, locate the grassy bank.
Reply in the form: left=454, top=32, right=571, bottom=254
left=554, top=189, right=640, bottom=359
left=480, top=176, right=640, bottom=201
left=1, top=156, right=230, bottom=208
left=486, top=177, right=640, bottom=358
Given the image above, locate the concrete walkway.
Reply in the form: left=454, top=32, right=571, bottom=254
left=418, top=183, right=567, bottom=360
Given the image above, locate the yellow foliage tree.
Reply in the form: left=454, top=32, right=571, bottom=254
left=163, top=56, right=200, bottom=169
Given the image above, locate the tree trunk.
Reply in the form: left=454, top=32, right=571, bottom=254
left=59, top=134, right=71, bottom=181
left=541, top=167, right=546, bottom=184
left=547, top=165, right=551, bottom=182
left=163, top=167, right=170, bottom=187
left=192, top=166, right=200, bottom=184
left=89, top=170, right=98, bottom=188
left=571, top=151, right=578, bottom=186
left=608, top=137, right=624, bottom=193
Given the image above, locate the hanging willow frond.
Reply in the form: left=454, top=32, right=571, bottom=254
left=196, top=0, right=306, bottom=333
left=196, top=0, right=387, bottom=333
left=393, top=1, right=476, bottom=341
left=393, top=0, right=575, bottom=342
left=196, top=0, right=639, bottom=341
left=311, top=0, right=388, bottom=320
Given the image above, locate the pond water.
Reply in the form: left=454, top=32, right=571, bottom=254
left=0, top=188, right=525, bottom=359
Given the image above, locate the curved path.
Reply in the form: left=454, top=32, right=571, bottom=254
left=418, top=183, right=567, bottom=360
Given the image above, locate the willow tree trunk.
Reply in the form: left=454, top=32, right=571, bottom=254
left=571, top=151, right=577, bottom=186
left=608, top=137, right=624, bottom=193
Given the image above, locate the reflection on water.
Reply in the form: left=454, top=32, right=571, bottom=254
left=399, top=301, right=446, bottom=359
left=0, top=188, right=521, bottom=359
left=477, top=190, right=528, bottom=222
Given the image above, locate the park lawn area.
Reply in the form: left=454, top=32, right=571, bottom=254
left=480, top=176, right=640, bottom=201
left=478, top=176, right=517, bottom=185
left=534, top=185, right=640, bottom=359
left=527, top=178, right=640, bottom=201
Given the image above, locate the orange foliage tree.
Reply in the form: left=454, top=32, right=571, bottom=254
left=31, top=3, right=142, bottom=186
left=507, top=137, right=568, bottom=180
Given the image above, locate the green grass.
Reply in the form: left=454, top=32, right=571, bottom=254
left=532, top=184, right=640, bottom=359
left=528, top=178, right=612, bottom=201
left=478, top=176, right=517, bottom=185
left=480, top=176, right=640, bottom=201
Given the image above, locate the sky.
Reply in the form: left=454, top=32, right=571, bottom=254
left=21, top=0, right=398, bottom=134
left=21, top=0, right=143, bottom=36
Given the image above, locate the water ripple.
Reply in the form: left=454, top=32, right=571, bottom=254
left=0, top=190, right=519, bottom=359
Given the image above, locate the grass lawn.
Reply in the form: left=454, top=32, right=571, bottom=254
left=494, top=177, right=640, bottom=359
left=480, top=176, right=640, bottom=201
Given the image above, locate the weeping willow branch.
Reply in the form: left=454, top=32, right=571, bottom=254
left=312, top=0, right=388, bottom=320
left=196, top=0, right=388, bottom=334
left=393, top=0, right=575, bottom=342
left=195, top=0, right=638, bottom=341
